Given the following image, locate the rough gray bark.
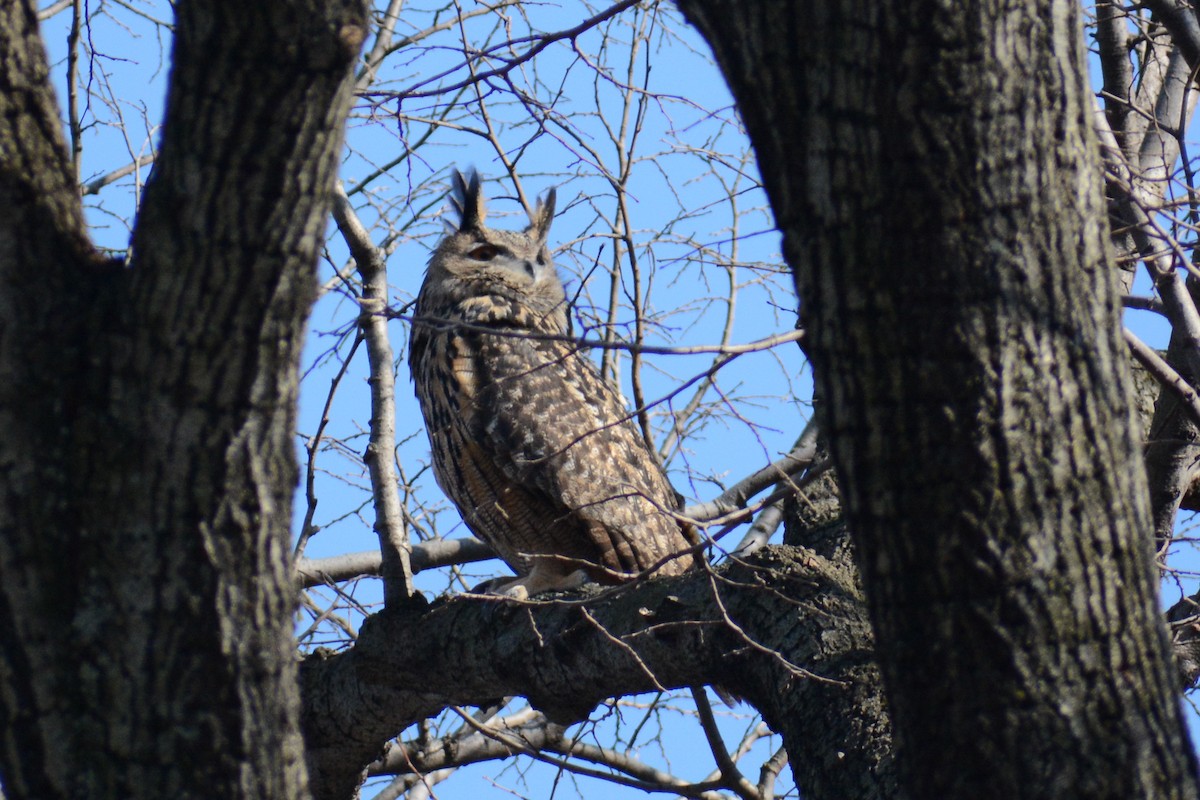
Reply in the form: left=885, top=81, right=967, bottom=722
left=675, top=1, right=1199, bottom=798
left=300, top=536, right=896, bottom=800
left=0, top=2, right=366, bottom=798
left=780, top=489, right=897, bottom=800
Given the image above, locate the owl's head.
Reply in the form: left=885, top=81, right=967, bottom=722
left=418, top=170, right=566, bottom=332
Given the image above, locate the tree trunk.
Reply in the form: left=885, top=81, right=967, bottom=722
left=0, top=2, right=366, bottom=797
left=676, top=1, right=1200, bottom=797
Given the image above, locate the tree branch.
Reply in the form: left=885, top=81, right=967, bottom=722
left=82, top=154, right=156, bottom=195
left=332, top=182, right=416, bottom=605
left=1095, top=1, right=1137, bottom=158
left=296, top=429, right=821, bottom=589
left=376, top=0, right=642, bottom=100
left=300, top=544, right=893, bottom=800
left=692, top=687, right=758, bottom=800
left=0, top=0, right=93, bottom=264
left=684, top=426, right=818, bottom=522
left=1144, top=0, right=1200, bottom=70
left=297, top=537, right=494, bottom=589
left=1124, top=328, right=1200, bottom=427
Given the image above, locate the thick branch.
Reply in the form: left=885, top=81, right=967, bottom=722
left=677, top=1, right=1198, bottom=797
left=0, top=0, right=92, bottom=264
left=1100, top=83, right=1200, bottom=546
left=1167, top=593, right=1200, bottom=687
left=0, top=4, right=107, bottom=798
left=1095, top=1, right=1136, bottom=159
left=1144, top=0, right=1200, bottom=70
left=1125, top=328, right=1200, bottom=428
left=300, top=544, right=896, bottom=800
left=0, top=3, right=370, bottom=798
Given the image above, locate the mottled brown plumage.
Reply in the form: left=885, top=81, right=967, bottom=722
left=409, top=171, right=696, bottom=597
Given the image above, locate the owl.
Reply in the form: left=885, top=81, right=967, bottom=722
left=409, top=170, right=697, bottom=598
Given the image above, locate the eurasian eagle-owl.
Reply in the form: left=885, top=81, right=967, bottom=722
left=409, top=171, right=697, bottom=598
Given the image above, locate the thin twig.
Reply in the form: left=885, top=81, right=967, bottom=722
left=685, top=426, right=818, bottom=522
left=66, top=0, right=82, bottom=183
left=400, top=312, right=805, bottom=357
left=295, top=333, right=362, bottom=560
left=447, top=706, right=731, bottom=796
left=580, top=607, right=666, bottom=691
left=378, top=0, right=642, bottom=101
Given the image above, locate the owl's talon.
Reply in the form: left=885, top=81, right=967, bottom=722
left=560, top=569, right=589, bottom=590
left=502, top=584, right=530, bottom=601
left=489, top=567, right=590, bottom=599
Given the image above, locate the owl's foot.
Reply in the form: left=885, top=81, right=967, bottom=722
left=490, top=566, right=589, bottom=600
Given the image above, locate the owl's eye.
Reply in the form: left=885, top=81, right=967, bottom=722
left=469, top=244, right=500, bottom=261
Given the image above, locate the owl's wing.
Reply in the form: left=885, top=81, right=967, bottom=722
left=473, top=330, right=694, bottom=578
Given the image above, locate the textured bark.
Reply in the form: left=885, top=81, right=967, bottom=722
left=300, top=539, right=896, bottom=800
left=780, top=494, right=897, bottom=800
left=676, top=1, right=1199, bottom=798
left=0, top=2, right=366, bottom=798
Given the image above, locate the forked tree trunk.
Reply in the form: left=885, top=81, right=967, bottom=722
left=0, top=2, right=366, bottom=797
left=677, top=1, right=1200, bottom=797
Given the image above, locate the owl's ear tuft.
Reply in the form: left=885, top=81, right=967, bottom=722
left=451, top=169, right=486, bottom=232
left=528, top=186, right=557, bottom=245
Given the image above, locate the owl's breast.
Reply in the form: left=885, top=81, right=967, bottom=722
left=413, top=329, right=491, bottom=493
left=414, top=329, right=486, bottom=439
left=411, top=327, right=553, bottom=567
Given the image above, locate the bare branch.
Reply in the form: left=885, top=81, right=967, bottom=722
left=37, top=0, right=72, bottom=20
left=295, top=333, right=362, bottom=560
left=372, top=0, right=642, bottom=101
left=399, top=312, right=806, bottom=357
left=297, top=538, right=495, bottom=589
left=82, top=154, right=156, bottom=195
left=332, top=183, right=415, bottom=605
left=1095, top=1, right=1137, bottom=158
left=685, top=426, right=818, bottom=522
left=302, top=548, right=855, bottom=799
left=376, top=705, right=736, bottom=799
left=757, top=745, right=788, bottom=800
left=1143, top=0, right=1200, bottom=69
left=1125, top=328, right=1200, bottom=428
left=692, top=687, right=758, bottom=800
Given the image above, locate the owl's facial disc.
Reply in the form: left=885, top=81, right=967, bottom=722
left=468, top=242, right=552, bottom=284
